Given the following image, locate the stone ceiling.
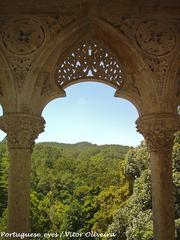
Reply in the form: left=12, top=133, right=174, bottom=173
left=0, top=0, right=179, bottom=17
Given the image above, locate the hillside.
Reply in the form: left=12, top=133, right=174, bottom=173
left=0, top=138, right=179, bottom=239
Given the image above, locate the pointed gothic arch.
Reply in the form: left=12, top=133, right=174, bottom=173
left=0, top=3, right=179, bottom=239
left=30, top=19, right=158, bottom=116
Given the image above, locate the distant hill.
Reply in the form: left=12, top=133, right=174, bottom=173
left=0, top=137, right=179, bottom=239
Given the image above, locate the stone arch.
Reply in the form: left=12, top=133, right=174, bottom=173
left=26, top=18, right=159, bottom=116
left=161, top=52, right=180, bottom=114
left=164, top=52, right=180, bottom=114
left=0, top=50, right=17, bottom=113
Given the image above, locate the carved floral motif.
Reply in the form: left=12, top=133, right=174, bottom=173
left=102, top=17, right=178, bottom=93
left=0, top=15, right=78, bottom=93
left=135, top=20, right=176, bottom=57
left=56, top=39, right=123, bottom=89
left=2, top=18, right=45, bottom=55
left=0, top=114, right=45, bottom=150
left=136, top=113, right=179, bottom=152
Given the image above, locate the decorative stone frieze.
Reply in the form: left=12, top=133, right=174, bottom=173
left=56, top=39, right=123, bottom=89
left=136, top=113, right=179, bottom=152
left=0, top=114, right=45, bottom=150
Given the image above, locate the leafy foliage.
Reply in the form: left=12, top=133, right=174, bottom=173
left=0, top=136, right=179, bottom=240
left=108, top=132, right=180, bottom=240
left=0, top=143, right=8, bottom=216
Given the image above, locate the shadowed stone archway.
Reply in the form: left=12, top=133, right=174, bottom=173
left=0, top=1, right=179, bottom=239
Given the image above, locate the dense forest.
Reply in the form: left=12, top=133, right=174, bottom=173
left=0, top=133, right=179, bottom=239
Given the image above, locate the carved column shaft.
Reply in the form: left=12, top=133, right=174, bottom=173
left=0, top=114, right=45, bottom=236
left=136, top=113, right=179, bottom=240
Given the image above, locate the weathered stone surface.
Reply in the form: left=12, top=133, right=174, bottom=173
left=0, top=1, right=179, bottom=239
left=0, top=114, right=45, bottom=150
left=136, top=113, right=180, bottom=151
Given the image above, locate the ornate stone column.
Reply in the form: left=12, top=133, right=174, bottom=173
left=136, top=113, right=179, bottom=240
left=0, top=113, right=45, bottom=236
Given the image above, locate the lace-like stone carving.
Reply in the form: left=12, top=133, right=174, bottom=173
left=135, top=21, right=176, bottom=57
left=2, top=18, right=45, bottom=55
left=56, top=40, right=123, bottom=89
left=0, top=114, right=45, bottom=150
left=136, top=113, right=179, bottom=152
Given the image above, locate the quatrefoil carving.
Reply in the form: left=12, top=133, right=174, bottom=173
left=55, top=39, right=123, bottom=89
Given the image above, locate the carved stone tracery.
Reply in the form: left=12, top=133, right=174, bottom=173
left=56, top=39, right=123, bottom=89
left=136, top=113, right=179, bottom=152
left=0, top=114, right=45, bottom=150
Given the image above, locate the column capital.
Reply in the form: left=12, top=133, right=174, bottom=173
left=0, top=113, right=45, bottom=150
left=136, top=113, right=180, bottom=152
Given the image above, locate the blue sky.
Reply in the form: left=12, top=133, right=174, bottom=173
left=0, top=82, right=144, bottom=146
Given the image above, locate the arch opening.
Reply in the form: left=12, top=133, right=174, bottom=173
left=31, top=82, right=147, bottom=236
left=38, top=82, right=143, bottom=146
